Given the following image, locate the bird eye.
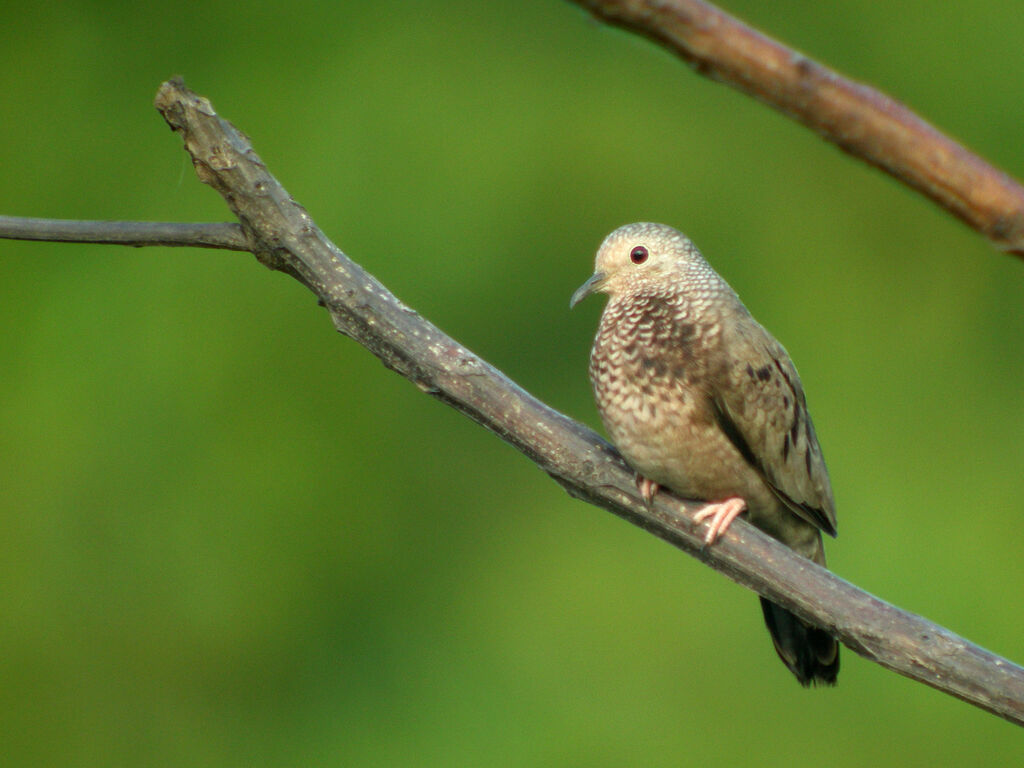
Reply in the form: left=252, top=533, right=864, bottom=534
left=630, top=245, right=648, bottom=264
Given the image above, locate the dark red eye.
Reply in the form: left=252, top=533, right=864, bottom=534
left=630, top=245, right=648, bottom=264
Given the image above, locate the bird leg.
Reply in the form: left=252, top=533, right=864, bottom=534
left=692, top=497, right=747, bottom=544
left=635, top=474, right=659, bottom=506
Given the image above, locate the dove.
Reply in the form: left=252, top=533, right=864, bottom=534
left=571, top=222, right=839, bottom=685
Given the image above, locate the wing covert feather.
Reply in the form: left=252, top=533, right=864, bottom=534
left=712, top=319, right=837, bottom=536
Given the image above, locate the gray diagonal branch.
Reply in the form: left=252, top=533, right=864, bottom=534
left=151, top=77, right=1024, bottom=726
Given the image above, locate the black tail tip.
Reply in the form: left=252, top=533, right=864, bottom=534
left=760, top=598, right=839, bottom=686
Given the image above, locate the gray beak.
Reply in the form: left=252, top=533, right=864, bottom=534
left=570, top=271, right=606, bottom=309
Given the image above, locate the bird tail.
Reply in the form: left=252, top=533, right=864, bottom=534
left=759, top=598, right=839, bottom=686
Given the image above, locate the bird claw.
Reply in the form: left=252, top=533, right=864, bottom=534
left=636, top=475, right=659, bottom=507
left=692, top=497, right=747, bottom=545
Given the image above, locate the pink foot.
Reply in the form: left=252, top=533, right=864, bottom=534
left=692, top=497, right=747, bottom=545
left=636, top=475, right=659, bottom=506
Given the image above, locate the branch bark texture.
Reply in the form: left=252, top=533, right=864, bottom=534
left=569, top=0, right=1024, bottom=258
left=148, top=77, right=1024, bottom=726
left=0, top=217, right=246, bottom=250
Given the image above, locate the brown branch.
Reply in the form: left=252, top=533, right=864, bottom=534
left=141, top=78, right=1024, bottom=725
left=568, top=0, right=1024, bottom=258
left=0, top=217, right=247, bottom=250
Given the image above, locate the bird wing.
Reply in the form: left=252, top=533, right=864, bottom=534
left=710, top=319, right=837, bottom=537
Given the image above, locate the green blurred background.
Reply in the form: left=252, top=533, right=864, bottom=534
left=2, top=0, right=1023, bottom=764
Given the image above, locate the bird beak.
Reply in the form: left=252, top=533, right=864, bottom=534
left=570, top=271, right=607, bottom=309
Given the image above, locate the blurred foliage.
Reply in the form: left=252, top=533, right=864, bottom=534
left=2, top=0, right=1023, bottom=764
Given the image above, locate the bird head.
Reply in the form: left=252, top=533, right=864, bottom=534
left=570, top=222, right=711, bottom=308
